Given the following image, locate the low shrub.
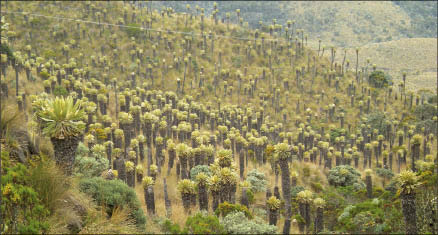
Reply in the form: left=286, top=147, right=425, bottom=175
left=78, top=177, right=146, bottom=228
left=190, top=165, right=211, bottom=181
left=246, top=169, right=267, bottom=193
left=369, top=70, right=391, bottom=88
left=53, top=85, right=68, bottom=97
left=328, top=165, right=365, bottom=189
left=220, top=211, right=277, bottom=234
left=183, top=212, right=225, bottom=234
left=215, top=202, right=252, bottom=219
left=1, top=151, right=50, bottom=234
left=74, top=143, right=108, bottom=178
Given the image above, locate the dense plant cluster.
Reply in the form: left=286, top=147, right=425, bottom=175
left=0, top=1, right=436, bottom=234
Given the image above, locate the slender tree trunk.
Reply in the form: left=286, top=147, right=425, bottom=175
left=163, top=179, right=172, bottom=218
left=50, top=136, right=81, bottom=175
left=401, top=192, right=417, bottom=234
left=145, top=186, right=156, bottom=215
left=127, top=170, right=135, bottom=187
left=314, top=207, right=324, bottom=233
left=279, top=158, right=291, bottom=234
left=366, top=175, right=373, bottom=198
left=269, top=208, right=278, bottom=225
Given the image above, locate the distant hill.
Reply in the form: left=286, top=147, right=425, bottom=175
left=152, top=1, right=437, bottom=47
left=325, top=38, right=437, bottom=92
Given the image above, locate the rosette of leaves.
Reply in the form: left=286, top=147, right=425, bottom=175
left=125, top=161, right=135, bottom=172
left=216, top=149, right=233, bottom=168
left=150, top=164, right=158, bottom=179
left=142, top=176, right=155, bottom=188
left=178, top=179, right=197, bottom=212
left=91, top=144, right=106, bottom=158
left=267, top=196, right=281, bottom=210
left=274, top=142, right=290, bottom=160
left=218, top=167, right=238, bottom=186
left=397, top=170, right=420, bottom=195
left=176, top=143, right=191, bottom=158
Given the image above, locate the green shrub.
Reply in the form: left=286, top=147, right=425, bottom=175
left=328, top=165, right=365, bottom=189
left=414, top=103, right=437, bottom=121
left=183, top=212, right=225, bottom=234
left=246, top=188, right=255, bottom=204
left=190, top=165, right=211, bottom=181
left=362, top=112, right=392, bottom=135
left=78, top=177, right=146, bottom=228
left=369, top=70, right=391, bottom=88
left=53, top=85, right=68, bottom=97
left=290, top=185, right=305, bottom=199
left=161, top=219, right=182, bottom=234
left=74, top=143, right=109, bottom=178
left=322, top=187, right=346, bottom=230
left=220, top=211, right=277, bottom=234
left=246, top=169, right=267, bottom=193
left=215, top=202, right=252, bottom=219
left=1, top=151, right=50, bottom=234
left=0, top=42, right=14, bottom=60
left=336, top=200, right=392, bottom=233
left=329, top=128, right=344, bottom=143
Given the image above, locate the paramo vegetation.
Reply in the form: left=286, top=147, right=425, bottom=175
left=1, top=1, right=437, bottom=234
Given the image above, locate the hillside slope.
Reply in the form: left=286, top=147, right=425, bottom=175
left=314, top=38, right=437, bottom=92
left=1, top=1, right=437, bottom=234
left=154, top=1, right=437, bottom=47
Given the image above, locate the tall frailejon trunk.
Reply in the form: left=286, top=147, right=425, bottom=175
left=239, top=150, right=244, bottom=179
left=401, top=192, right=417, bottom=234
left=144, top=186, right=156, bottom=215
left=182, top=193, right=191, bottom=214
left=314, top=207, right=324, bottom=233
left=304, top=202, right=311, bottom=230
left=190, top=192, right=197, bottom=207
left=50, top=136, right=81, bottom=175
left=212, top=191, right=219, bottom=212
left=279, top=158, right=291, bottom=234
left=127, top=170, right=135, bottom=187
left=163, top=179, right=172, bottom=218
left=139, top=142, right=145, bottom=161
left=180, top=157, right=188, bottom=179
left=366, top=175, right=373, bottom=198
left=269, top=208, right=278, bottom=225
left=114, top=157, right=126, bottom=183
left=240, top=188, right=249, bottom=208
left=15, top=67, right=19, bottom=96
left=411, top=143, right=420, bottom=172
left=198, top=184, right=208, bottom=211
left=167, top=149, right=176, bottom=176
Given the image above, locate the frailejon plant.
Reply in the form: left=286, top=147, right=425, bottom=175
left=33, top=96, right=85, bottom=175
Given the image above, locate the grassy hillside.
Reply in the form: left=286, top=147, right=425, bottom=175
left=1, top=1, right=437, bottom=234
left=342, top=38, right=437, bottom=91
left=154, top=1, right=437, bottom=47
left=306, top=38, right=437, bottom=92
